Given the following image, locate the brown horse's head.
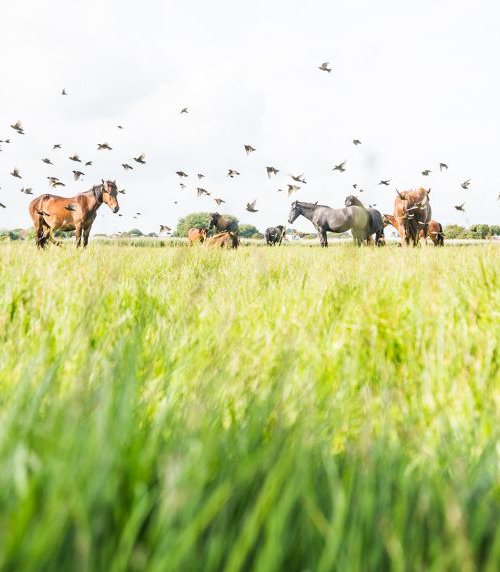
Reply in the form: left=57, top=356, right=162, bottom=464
left=101, top=179, right=119, bottom=213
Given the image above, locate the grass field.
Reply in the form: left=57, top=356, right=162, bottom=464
left=1, top=242, right=500, bottom=571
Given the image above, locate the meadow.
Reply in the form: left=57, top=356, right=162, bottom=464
left=0, top=241, right=500, bottom=571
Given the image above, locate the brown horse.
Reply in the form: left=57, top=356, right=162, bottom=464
left=205, top=232, right=239, bottom=249
left=383, top=214, right=444, bottom=246
left=188, top=227, right=207, bottom=244
left=29, top=180, right=119, bottom=248
left=208, top=212, right=239, bottom=234
left=393, top=188, right=431, bottom=246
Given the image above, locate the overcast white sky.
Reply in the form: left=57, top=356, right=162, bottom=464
left=1, top=0, right=499, bottom=235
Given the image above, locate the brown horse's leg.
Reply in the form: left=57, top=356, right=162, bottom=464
left=83, top=227, right=91, bottom=247
left=75, top=223, right=83, bottom=247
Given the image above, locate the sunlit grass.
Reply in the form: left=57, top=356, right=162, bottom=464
left=0, top=242, right=499, bottom=570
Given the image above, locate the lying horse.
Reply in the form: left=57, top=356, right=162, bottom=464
left=393, top=188, right=431, bottom=246
left=29, top=180, right=119, bottom=248
left=188, top=227, right=207, bottom=244
left=384, top=214, right=444, bottom=246
left=344, top=195, right=385, bottom=246
left=209, top=212, right=239, bottom=234
left=205, top=231, right=239, bottom=249
left=265, top=225, right=286, bottom=246
left=288, top=200, right=370, bottom=247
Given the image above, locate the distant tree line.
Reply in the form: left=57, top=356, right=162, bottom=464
left=443, top=225, right=500, bottom=239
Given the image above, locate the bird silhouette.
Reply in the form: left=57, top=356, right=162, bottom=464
left=227, top=169, right=240, bottom=178
left=180, top=107, right=188, bottom=114
left=85, top=161, right=93, bottom=167
left=197, top=188, right=210, bottom=197
left=421, top=169, right=431, bottom=176
left=53, top=144, right=61, bottom=150
left=62, top=89, right=68, bottom=95
left=134, top=154, right=146, bottom=164
left=10, top=168, right=21, bottom=178
left=287, top=184, right=301, bottom=196
left=290, top=173, right=306, bottom=184
left=20, top=187, right=33, bottom=194
left=244, top=145, right=256, bottom=155
left=0, top=203, right=6, bottom=208
left=353, top=139, right=362, bottom=145
left=176, top=171, right=188, bottom=178
left=197, top=173, right=205, bottom=179
left=118, top=189, right=126, bottom=194
left=461, top=179, right=471, bottom=189
left=318, top=62, right=331, bottom=73
left=266, top=166, right=279, bottom=178
left=455, top=203, right=465, bottom=211
left=69, top=154, right=81, bottom=162
left=97, top=143, right=112, bottom=150
left=122, top=163, right=133, bottom=170
left=246, top=200, right=258, bottom=212
left=159, top=225, right=171, bottom=233
left=379, top=179, right=391, bottom=186
left=214, top=198, right=226, bottom=205
left=10, top=120, right=24, bottom=134
left=179, top=183, right=186, bottom=189
left=333, top=161, right=346, bottom=172
left=439, top=162, right=448, bottom=171
left=41, top=158, right=53, bottom=165
left=117, top=125, right=124, bottom=129
left=73, top=170, right=85, bottom=181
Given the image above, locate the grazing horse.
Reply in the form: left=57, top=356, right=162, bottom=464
left=205, top=231, right=239, bottom=249
left=209, top=212, right=239, bottom=234
left=383, top=215, right=444, bottom=246
left=344, top=195, right=385, bottom=246
left=29, top=180, right=119, bottom=248
left=265, top=225, right=286, bottom=246
left=393, top=188, right=432, bottom=247
left=188, top=227, right=207, bottom=244
left=288, top=200, right=371, bottom=247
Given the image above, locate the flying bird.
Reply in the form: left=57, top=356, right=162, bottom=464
left=53, top=144, right=61, bottom=150
left=0, top=203, right=6, bottom=208
left=353, top=139, right=362, bottom=145
left=461, top=179, right=471, bottom=189
left=333, top=161, right=346, bottom=172
left=159, top=225, right=171, bottom=233
left=244, top=145, right=256, bottom=155
left=42, top=158, right=53, bottom=165
left=10, top=120, right=24, bottom=134
left=290, top=173, right=306, bottom=184
left=122, top=163, right=133, bottom=170
left=227, top=169, right=240, bottom=178
left=117, top=125, right=124, bottom=129
left=73, top=170, right=85, bottom=181
left=379, top=179, right=391, bottom=186
left=455, top=203, right=465, bottom=212
left=62, top=88, right=68, bottom=95
left=287, top=185, right=301, bottom=196
left=85, top=161, right=93, bottom=166
left=10, top=168, right=21, bottom=178
left=69, top=154, right=81, bottom=162
left=422, top=170, right=431, bottom=176
left=197, top=173, right=205, bottom=179
left=214, top=198, right=226, bottom=205
left=134, top=154, right=146, bottom=164
left=439, top=162, right=448, bottom=171
left=176, top=171, right=188, bottom=178
left=97, top=142, right=112, bottom=150
left=318, top=62, right=331, bottom=73
left=179, top=183, right=186, bottom=189
left=197, top=188, right=210, bottom=197
left=246, top=200, right=258, bottom=212
left=65, top=204, right=76, bottom=212
left=180, top=107, right=188, bottom=114
left=20, top=187, right=33, bottom=194
left=118, top=189, right=126, bottom=194
left=266, top=166, right=279, bottom=178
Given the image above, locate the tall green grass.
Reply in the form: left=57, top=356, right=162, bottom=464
left=0, top=242, right=499, bottom=571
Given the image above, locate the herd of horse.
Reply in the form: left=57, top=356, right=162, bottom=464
left=27, top=182, right=443, bottom=249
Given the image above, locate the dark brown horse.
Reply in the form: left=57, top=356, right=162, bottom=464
left=29, top=180, right=119, bottom=248
left=209, top=212, right=239, bottom=234
left=393, top=188, right=431, bottom=246
left=205, top=232, right=239, bottom=249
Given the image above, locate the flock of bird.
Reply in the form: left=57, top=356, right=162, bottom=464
left=0, top=68, right=480, bottom=223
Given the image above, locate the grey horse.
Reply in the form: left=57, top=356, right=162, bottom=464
left=344, top=195, right=385, bottom=246
left=288, top=200, right=371, bottom=247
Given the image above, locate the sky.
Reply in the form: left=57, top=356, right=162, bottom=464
left=0, top=0, right=499, bottom=235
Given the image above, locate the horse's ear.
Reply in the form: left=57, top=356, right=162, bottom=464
left=396, top=189, right=403, bottom=199
left=427, top=188, right=431, bottom=195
